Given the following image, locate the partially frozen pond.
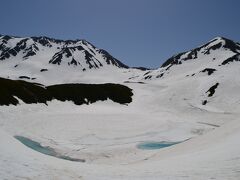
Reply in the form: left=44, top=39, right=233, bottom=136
left=137, top=141, right=180, bottom=150
left=14, top=136, right=85, bottom=162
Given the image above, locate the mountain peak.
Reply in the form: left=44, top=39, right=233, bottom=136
left=0, top=34, right=128, bottom=70
left=161, top=37, right=240, bottom=68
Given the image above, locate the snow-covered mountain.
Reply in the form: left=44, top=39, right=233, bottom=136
left=0, top=35, right=128, bottom=69
left=140, top=37, right=240, bottom=80
left=129, top=37, right=240, bottom=110
left=0, top=35, right=133, bottom=83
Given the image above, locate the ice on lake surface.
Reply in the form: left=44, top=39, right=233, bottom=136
left=14, top=136, right=85, bottom=162
left=137, top=141, right=180, bottom=150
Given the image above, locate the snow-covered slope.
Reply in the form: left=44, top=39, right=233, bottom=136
left=134, top=37, right=240, bottom=112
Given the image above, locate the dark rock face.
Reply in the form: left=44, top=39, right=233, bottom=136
left=48, top=83, right=133, bottom=105
left=0, top=38, right=40, bottom=60
left=97, top=49, right=128, bottom=68
left=0, top=77, right=133, bottom=106
left=84, top=50, right=99, bottom=69
left=156, top=73, right=164, bottom=78
left=202, top=100, right=208, bottom=105
left=222, top=37, right=240, bottom=53
left=161, top=52, right=185, bottom=68
left=19, top=76, right=31, bottom=80
left=0, top=77, right=52, bottom=105
left=0, top=38, right=27, bottom=60
left=49, top=46, right=101, bottom=69
left=206, top=83, right=219, bottom=97
left=32, top=36, right=53, bottom=47
left=203, top=42, right=222, bottom=55
left=40, top=69, right=48, bottom=72
left=23, top=44, right=39, bottom=59
left=132, top=67, right=151, bottom=71
left=200, top=68, right=216, bottom=75
left=201, top=83, right=219, bottom=105
left=49, top=48, right=73, bottom=65
left=222, top=54, right=240, bottom=65
left=144, top=75, right=152, bottom=80
left=69, top=58, right=78, bottom=66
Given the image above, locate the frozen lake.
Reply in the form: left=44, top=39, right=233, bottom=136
left=137, top=141, right=180, bottom=150
left=15, top=136, right=85, bottom=162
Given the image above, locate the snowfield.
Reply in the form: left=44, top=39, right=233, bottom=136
left=0, top=81, right=240, bottom=179
left=0, top=36, right=240, bottom=179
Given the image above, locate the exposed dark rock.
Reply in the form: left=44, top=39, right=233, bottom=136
left=69, top=58, right=78, bottom=66
left=8, top=49, right=18, bottom=56
left=0, top=77, right=133, bottom=106
left=40, top=69, right=48, bottom=72
left=19, top=76, right=31, bottom=80
left=156, top=73, right=164, bottom=78
left=0, top=78, right=52, bottom=105
left=0, top=38, right=29, bottom=60
left=221, top=54, right=240, bottom=65
left=75, top=46, right=84, bottom=51
left=206, top=83, right=219, bottom=97
left=203, top=42, right=222, bottom=55
left=49, top=47, right=74, bottom=65
left=200, top=68, right=216, bottom=75
left=128, top=75, right=139, bottom=80
left=124, top=81, right=145, bottom=84
left=98, top=49, right=128, bottom=68
left=165, top=64, right=173, bottom=71
left=49, top=46, right=104, bottom=68
left=32, top=36, right=52, bottom=47
left=64, top=48, right=72, bottom=58
left=80, top=39, right=97, bottom=49
left=202, top=100, right=208, bottom=105
left=31, top=36, right=79, bottom=46
left=161, top=52, right=185, bottom=68
left=15, top=39, right=28, bottom=50
left=144, top=75, right=152, bottom=80
left=89, top=48, right=96, bottom=55
left=84, top=50, right=95, bottom=68
left=143, top=71, right=151, bottom=76
left=222, top=37, right=240, bottom=53
left=49, top=52, right=63, bottom=65
left=1, top=35, right=12, bottom=42
left=47, top=83, right=133, bottom=105
left=132, top=67, right=151, bottom=71
left=23, top=49, right=37, bottom=59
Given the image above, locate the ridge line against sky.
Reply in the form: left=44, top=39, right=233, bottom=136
left=1, top=0, right=240, bottom=68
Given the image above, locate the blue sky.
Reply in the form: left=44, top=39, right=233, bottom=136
left=1, top=0, right=240, bottom=68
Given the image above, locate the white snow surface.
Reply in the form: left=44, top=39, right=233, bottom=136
left=0, top=36, right=240, bottom=179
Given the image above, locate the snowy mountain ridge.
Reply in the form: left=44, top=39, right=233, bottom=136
left=1, top=35, right=240, bottom=86
left=140, top=37, right=240, bottom=80
left=0, top=35, right=128, bottom=70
